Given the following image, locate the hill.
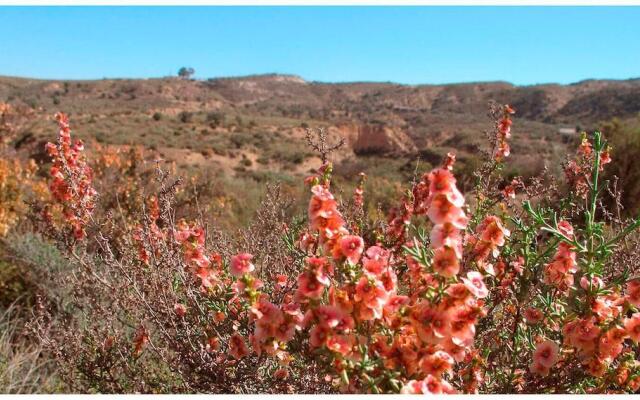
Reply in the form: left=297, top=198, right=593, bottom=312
left=2, top=74, right=640, bottom=219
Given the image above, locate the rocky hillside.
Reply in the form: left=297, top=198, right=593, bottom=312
left=1, top=74, right=639, bottom=180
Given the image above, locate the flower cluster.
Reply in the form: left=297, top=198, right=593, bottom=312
left=44, top=113, right=97, bottom=240
left=529, top=340, right=559, bottom=376
left=469, top=215, right=511, bottom=275
left=174, top=220, right=221, bottom=289
left=31, top=111, right=640, bottom=394
left=542, top=221, right=578, bottom=291
left=495, top=104, right=515, bottom=161
left=565, top=133, right=613, bottom=199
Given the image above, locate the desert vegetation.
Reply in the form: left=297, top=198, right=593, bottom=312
left=0, top=94, right=640, bottom=394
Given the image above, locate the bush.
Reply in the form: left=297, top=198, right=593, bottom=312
left=601, top=117, right=640, bottom=217
left=10, top=107, right=640, bottom=394
left=178, top=111, right=193, bottom=124
left=0, top=306, right=58, bottom=393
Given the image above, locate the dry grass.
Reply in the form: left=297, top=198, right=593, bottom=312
left=0, top=304, right=58, bottom=393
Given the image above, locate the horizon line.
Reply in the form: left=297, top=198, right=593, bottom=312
left=2, top=72, right=640, bottom=88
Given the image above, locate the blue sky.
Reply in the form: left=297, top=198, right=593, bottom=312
left=0, top=6, right=638, bottom=85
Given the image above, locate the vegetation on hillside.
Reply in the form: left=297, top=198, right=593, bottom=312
left=1, top=100, right=639, bottom=393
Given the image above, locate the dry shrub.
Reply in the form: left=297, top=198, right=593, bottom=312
left=13, top=105, right=640, bottom=394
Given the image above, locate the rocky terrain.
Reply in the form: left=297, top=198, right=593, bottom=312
left=2, top=73, right=639, bottom=215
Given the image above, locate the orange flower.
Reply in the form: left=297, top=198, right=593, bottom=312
left=598, top=327, right=627, bottom=361
left=625, top=279, right=640, bottom=306
left=309, top=324, right=331, bottom=348
left=524, top=307, right=544, bottom=325
left=449, top=313, right=476, bottom=345
left=412, top=303, right=451, bottom=344
left=296, top=270, right=327, bottom=300
left=230, top=253, right=255, bottom=276
left=133, top=325, right=148, bottom=356
left=427, top=169, right=465, bottom=208
left=338, top=235, right=364, bottom=265
left=479, top=217, right=510, bottom=247
left=624, top=313, right=640, bottom=343
left=432, top=247, right=460, bottom=278
left=420, top=350, right=454, bottom=378
left=427, top=193, right=466, bottom=227
left=308, top=185, right=338, bottom=220
left=430, top=222, right=462, bottom=255
left=206, top=336, right=220, bottom=352
left=228, top=333, right=249, bottom=360
left=275, top=274, right=288, bottom=289
left=354, top=277, right=389, bottom=320
left=532, top=340, right=559, bottom=369
left=529, top=361, right=550, bottom=377
left=326, top=334, right=355, bottom=356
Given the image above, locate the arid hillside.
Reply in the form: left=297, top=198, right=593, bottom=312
left=2, top=74, right=640, bottom=223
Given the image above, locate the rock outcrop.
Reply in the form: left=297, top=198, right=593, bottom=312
left=331, top=123, right=417, bottom=156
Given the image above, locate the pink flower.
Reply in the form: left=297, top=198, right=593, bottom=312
left=524, top=307, right=544, bottom=325
left=427, top=193, right=466, bottom=227
left=296, top=270, right=326, bottom=300
left=511, top=256, right=525, bottom=275
left=228, top=333, right=249, bottom=360
left=362, top=245, right=389, bottom=276
left=230, top=253, right=255, bottom=276
left=306, top=256, right=333, bottom=286
left=557, top=220, right=574, bottom=239
left=273, top=320, right=297, bottom=343
left=420, top=350, right=454, bottom=378
left=309, top=324, right=331, bottom=348
left=432, top=246, right=460, bottom=278
left=598, top=327, right=627, bottom=361
left=314, top=305, right=354, bottom=331
left=624, top=313, right=640, bottom=343
left=625, top=279, right=640, bottom=306
left=430, top=222, right=462, bottom=255
left=461, top=271, right=488, bottom=299
left=401, top=380, right=427, bottom=394
left=529, top=361, right=550, bottom=377
left=532, top=340, right=559, bottom=369
left=427, top=169, right=465, bottom=207
left=580, top=275, right=604, bottom=291
left=479, top=216, right=510, bottom=247
left=401, top=376, right=456, bottom=394
left=338, top=235, right=364, bottom=264
left=173, top=303, right=187, bottom=317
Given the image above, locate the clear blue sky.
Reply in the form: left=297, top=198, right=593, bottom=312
left=0, top=6, right=639, bottom=85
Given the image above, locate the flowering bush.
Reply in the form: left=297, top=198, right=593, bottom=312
left=0, top=103, right=47, bottom=237
left=29, top=106, right=640, bottom=393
